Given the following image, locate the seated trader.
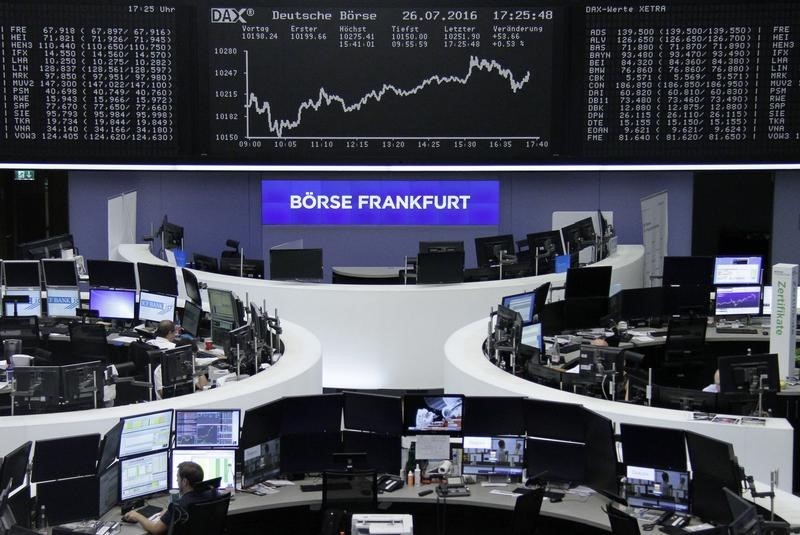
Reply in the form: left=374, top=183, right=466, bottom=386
left=702, top=369, right=720, bottom=393
left=122, top=461, right=216, bottom=534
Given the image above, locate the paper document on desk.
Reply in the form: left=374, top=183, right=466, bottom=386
left=266, top=479, right=295, bottom=487
left=489, top=489, right=520, bottom=497
left=109, top=336, right=138, bottom=344
left=632, top=336, right=655, bottom=343
left=566, top=485, right=594, bottom=497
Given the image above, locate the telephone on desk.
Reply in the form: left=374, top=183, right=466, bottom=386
left=377, top=474, right=403, bottom=493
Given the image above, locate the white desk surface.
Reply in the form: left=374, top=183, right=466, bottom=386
left=331, top=266, right=406, bottom=278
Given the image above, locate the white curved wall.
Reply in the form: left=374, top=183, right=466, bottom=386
left=442, top=318, right=795, bottom=492
left=0, top=320, right=322, bottom=456
left=119, top=244, right=644, bottom=390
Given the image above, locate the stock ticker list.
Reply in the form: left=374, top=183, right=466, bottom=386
left=208, top=5, right=560, bottom=163
left=583, top=3, right=800, bottom=161
left=0, top=4, right=182, bottom=160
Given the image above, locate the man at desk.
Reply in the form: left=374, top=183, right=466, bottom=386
left=148, top=320, right=210, bottom=399
left=122, top=461, right=215, bottom=534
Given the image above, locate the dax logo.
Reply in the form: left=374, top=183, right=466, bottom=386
left=211, top=8, right=251, bottom=23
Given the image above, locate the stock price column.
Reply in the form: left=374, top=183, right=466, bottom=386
left=208, top=4, right=560, bottom=164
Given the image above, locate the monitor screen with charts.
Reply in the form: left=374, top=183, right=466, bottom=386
left=120, top=451, right=169, bottom=501
left=462, top=436, right=525, bottom=480
left=170, top=449, right=236, bottom=490
left=713, top=256, right=762, bottom=285
left=625, top=466, right=690, bottom=513
left=138, top=291, right=177, bottom=323
left=119, top=410, right=173, bottom=459
left=715, top=286, right=761, bottom=316
left=175, top=410, right=241, bottom=448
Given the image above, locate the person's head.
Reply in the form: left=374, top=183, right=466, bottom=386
left=498, top=439, right=506, bottom=449
left=661, top=471, right=670, bottom=483
left=157, top=320, right=178, bottom=341
left=176, top=461, right=204, bottom=493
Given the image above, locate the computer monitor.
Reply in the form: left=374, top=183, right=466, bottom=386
left=207, top=288, right=238, bottom=345
left=138, top=291, right=177, bottom=323
left=343, top=392, right=402, bottom=436
left=170, top=450, right=235, bottom=490
left=88, top=288, right=136, bottom=321
left=662, top=256, right=715, bottom=287
left=32, top=434, right=100, bottom=483
left=160, top=345, right=194, bottom=392
left=527, top=230, right=564, bottom=257
left=339, top=432, right=401, bottom=475
left=61, top=361, right=103, bottom=407
left=0, top=442, right=32, bottom=494
left=119, top=450, right=169, bottom=501
left=577, top=218, right=597, bottom=245
left=17, top=233, right=74, bottom=260
left=524, top=399, right=586, bottom=443
left=565, top=266, right=612, bottom=299
left=175, top=410, right=241, bottom=448
left=663, top=285, right=712, bottom=317
left=418, top=241, right=464, bottom=253
left=280, top=432, right=341, bottom=475
left=760, top=286, right=800, bottom=316
left=136, top=263, right=179, bottom=296
left=180, top=300, right=202, bottom=338
left=583, top=409, right=618, bottom=498
left=11, top=366, right=60, bottom=409
left=226, top=324, right=253, bottom=361
left=718, top=353, right=780, bottom=395
left=36, top=475, right=98, bottom=524
left=462, top=397, right=525, bottom=437
left=45, top=288, right=80, bottom=318
left=2, top=289, right=41, bottom=317
left=654, top=385, right=718, bottom=412
left=501, top=291, right=535, bottom=325
left=98, top=464, right=120, bottom=518
left=561, top=219, right=592, bottom=254
left=181, top=268, right=202, bottom=307
left=474, top=235, right=515, bottom=268
left=685, top=431, right=741, bottom=524
left=240, top=399, right=283, bottom=451
left=554, top=254, right=572, bottom=273
left=159, top=219, right=184, bottom=250
left=41, top=259, right=78, bottom=287
left=281, top=394, right=343, bottom=435
left=715, top=286, right=761, bottom=316
left=625, top=466, right=690, bottom=513
left=713, top=256, right=762, bottom=286
left=269, top=248, right=323, bottom=281
left=723, top=487, right=761, bottom=535
left=192, top=254, right=218, bottom=273
left=614, top=287, right=663, bottom=323
left=578, top=345, right=624, bottom=379
left=520, top=323, right=543, bottom=355
left=462, top=436, right=525, bottom=480
left=242, top=437, right=281, bottom=488
left=620, top=424, right=687, bottom=472
left=86, top=260, right=136, bottom=289
left=118, top=409, right=173, bottom=459
left=402, top=394, right=464, bottom=434
left=416, top=251, right=464, bottom=284
left=98, top=421, right=123, bottom=474
left=563, top=297, right=609, bottom=330
left=525, top=438, right=586, bottom=485
left=1, top=261, right=40, bottom=288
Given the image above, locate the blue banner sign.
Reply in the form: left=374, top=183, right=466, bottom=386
left=261, top=180, right=499, bottom=225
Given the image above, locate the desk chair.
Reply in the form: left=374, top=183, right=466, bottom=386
left=510, top=487, right=544, bottom=535
left=606, top=505, right=641, bottom=535
left=125, top=341, right=163, bottom=402
left=167, top=493, right=231, bottom=535
left=664, top=316, right=707, bottom=361
left=68, top=322, right=109, bottom=362
left=321, top=469, right=378, bottom=534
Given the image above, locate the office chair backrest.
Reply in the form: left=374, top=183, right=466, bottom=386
left=321, top=470, right=378, bottom=516
left=606, top=505, right=641, bottom=535
left=68, top=323, right=109, bottom=361
left=510, top=488, right=544, bottom=535
left=168, top=492, right=231, bottom=535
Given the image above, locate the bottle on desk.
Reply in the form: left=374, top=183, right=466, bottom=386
left=414, top=464, right=421, bottom=488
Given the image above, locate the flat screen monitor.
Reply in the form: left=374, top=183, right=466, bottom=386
left=2, top=261, right=40, bottom=288
left=160, top=220, right=184, bottom=250
left=41, top=259, right=78, bottom=287
left=17, top=233, right=74, bottom=260
left=625, top=466, right=690, bottom=513
left=12, top=366, right=60, bottom=408
left=620, top=424, right=687, bottom=472
left=615, top=287, right=663, bottom=322
left=554, top=254, right=572, bottom=273
left=462, top=397, right=525, bottom=437
left=61, top=361, right=103, bottom=406
left=118, top=409, right=173, bottom=459
left=577, top=217, right=597, bottom=244
left=723, top=488, right=760, bottom=535
left=136, top=263, right=179, bottom=296
left=578, top=345, right=624, bottom=379
left=663, top=285, right=712, bottom=317
left=32, top=434, right=100, bottom=483
left=36, top=475, right=98, bottom=524
left=418, top=241, right=464, bottom=253
left=87, top=260, right=136, bottom=289
left=527, top=230, right=564, bottom=257
left=180, top=300, right=202, bottom=338
left=3, top=289, right=41, bottom=317
left=192, top=254, right=218, bottom=273
left=88, top=288, right=136, bottom=321
left=175, top=410, right=241, bottom=448
left=474, top=235, right=515, bottom=268
left=160, top=345, right=194, bottom=389
left=242, top=438, right=281, bottom=488
left=170, top=449, right=236, bottom=490
left=713, top=256, right=762, bottom=286
left=280, top=432, right=341, bottom=475
left=685, top=431, right=741, bottom=492
left=561, top=219, right=591, bottom=253
left=715, top=286, right=761, bottom=316
left=0, top=442, right=32, bottom=494
left=138, top=291, right=177, bottom=323
left=662, top=256, right=715, bottom=287
left=416, top=251, right=465, bottom=284
left=524, top=399, right=586, bottom=443
left=98, top=421, right=123, bottom=474
left=207, top=288, right=236, bottom=321
left=45, top=288, right=80, bottom=318
left=565, top=266, right=612, bottom=300
left=760, top=286, right=800, bottom=316
left=240, top=400, right=283, bottom=450
left=269, top=248, right=323, bottom=281
left=341, top=431, right=401, bottom=475
left=501, top=291, right=535, bottom=325
left=281, top=394, right=343, bottom=435
left=563, top=297, right=609, bottom=330
left=583, top=409, right=619, bottom=498
left=403, top=394, right=463, bottom=434
left=654, top=385, right=718, bottom=412
left=521, top=323, right=543, bottom=355
left=718, top=353, right=780, bottom=395
left=98, top=465, right=120, bottom=518
left=462, top=436, right=525, bottom=479
left=343, top=392, right=402, bottom=436
left=181, top=268, right=202, bottom=307
left=525, top=438, right=586, bottom=485
left=119, top=450, right=169, bottom=501
left=220, top=257, right=265, bottom=279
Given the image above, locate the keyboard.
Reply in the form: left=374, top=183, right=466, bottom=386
left=136, top=504, right=163, bottom=518
left=300, top=482, right=351, bottom=492
left=649, top=330, right=669, bottom=337
left=716, top=327, right=759, bottom=335
left=41, top=323, right=69, bottom=335
left=512, top=487, right=565, bottom=500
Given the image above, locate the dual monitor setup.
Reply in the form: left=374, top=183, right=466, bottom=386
left=192, top=247, right=323, bottom=282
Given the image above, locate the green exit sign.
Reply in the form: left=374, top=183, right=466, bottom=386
left=14, top=170, right=35, bottom=181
